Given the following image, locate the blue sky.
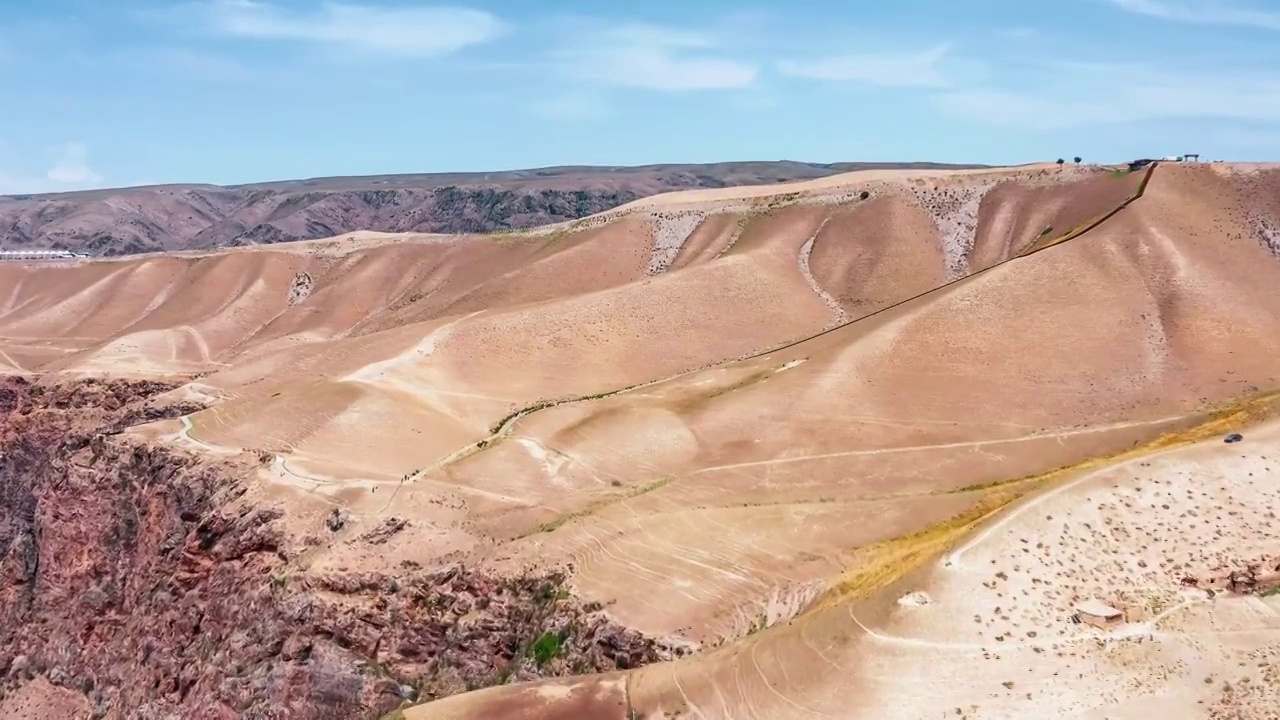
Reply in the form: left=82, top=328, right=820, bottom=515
left=2, top=0, right=1280, bottom=192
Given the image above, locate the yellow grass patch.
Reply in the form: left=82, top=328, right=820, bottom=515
left=807, top=387, right=1280, bottom=612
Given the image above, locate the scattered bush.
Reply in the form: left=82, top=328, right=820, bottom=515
left=529, top=632, right=564, bottom=666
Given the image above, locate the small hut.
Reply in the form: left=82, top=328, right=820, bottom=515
left=1184, top=153, right=1201, bottom=162
left=1074, top=600, right=1125, bottom=630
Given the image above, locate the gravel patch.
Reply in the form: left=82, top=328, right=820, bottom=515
left=798, top=219, right=849, bottom=327
left=648, top=211, right=706, bottom=275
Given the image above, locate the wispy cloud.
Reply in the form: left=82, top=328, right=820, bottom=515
left=46, top=143, right=103, bottom=186
left=553, top=22, right=757, bottom=91
left=778, top=44, right=954, bottom=87
left=173, top=0, right=506, bottom=56
left=0, top=143, right=105, bottom=195
left=1103, top=0, right=1280, bottom=29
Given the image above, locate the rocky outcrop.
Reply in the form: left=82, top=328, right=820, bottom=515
left=288, top=273, right=314, bottom=306
left=0, top=377, right=683, bottom=719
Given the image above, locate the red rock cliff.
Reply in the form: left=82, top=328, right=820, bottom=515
left=0, top=377, right=682, bottom=719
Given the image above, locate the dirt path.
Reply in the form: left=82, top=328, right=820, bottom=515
left=797, top=218, right=848, bottom=327
left=694, top=411, right=1192, bottom=475
left=0, top=346, right=26, bottom=372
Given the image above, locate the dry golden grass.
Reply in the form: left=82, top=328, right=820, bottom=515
left=810, top=387, right=1280, bottom=612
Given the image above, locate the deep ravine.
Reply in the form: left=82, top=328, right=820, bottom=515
left=0, top=376, right=683, bottom=720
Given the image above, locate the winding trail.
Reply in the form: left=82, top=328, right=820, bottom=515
left=0, top=346, right=26, bottom=372
left=796, top=218, right=848, bottom=328
left=177, top=415, right=234, bottom=454
left=178, top=413, right=539, bottom=511
left=693, top=409, right=1190, bottom=475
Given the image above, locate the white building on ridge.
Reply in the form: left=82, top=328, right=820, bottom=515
left=0, top=249, right=89, bottom=261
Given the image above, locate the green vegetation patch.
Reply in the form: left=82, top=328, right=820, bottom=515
left=528, top=631, right=565, bottom=666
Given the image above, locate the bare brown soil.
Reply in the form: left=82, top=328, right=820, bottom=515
left=4, top=161, right=1280, bottom=719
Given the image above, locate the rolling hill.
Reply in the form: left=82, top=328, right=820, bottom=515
left=3, top=160, right=1280, bottom=720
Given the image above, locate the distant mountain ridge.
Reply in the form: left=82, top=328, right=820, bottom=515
left=0, top=160, right=988, bottom=256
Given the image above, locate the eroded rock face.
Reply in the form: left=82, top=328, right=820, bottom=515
left=288, top=272, right=314, bottom=305
left=0, top=377, right=682, bottom=719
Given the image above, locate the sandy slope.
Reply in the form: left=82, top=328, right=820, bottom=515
left=578, top=419, right=1280, bottom=720
left=0, top=165, right=1135, bottom=476
left=5, top=161, right=1280, bottom=719
left=394, top=163, right=1280, bottom=717
left=420, top=162, right=1279, bottom=642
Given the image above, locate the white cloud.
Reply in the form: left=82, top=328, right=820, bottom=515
left=0, top=143, right=105, bottom=195
left=185, top=0, right=506, bottom=56
left=554, top=22, right=757, bottom=91
left=778, top=44, right=953, bottom=87
left=46, top=143, right=103, bottom=185
left=1103, top=0, right=1280, bottom=29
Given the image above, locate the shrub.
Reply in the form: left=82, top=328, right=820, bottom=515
left=529, top=631, right=564, bottom=666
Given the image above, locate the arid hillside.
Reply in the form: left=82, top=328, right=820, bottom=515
left=3, top=160, right=1280, bottom=720
left=0, top=160, right=984, bottom=257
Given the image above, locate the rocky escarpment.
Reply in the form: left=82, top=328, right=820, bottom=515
left=0, top=377, right=684, bottom=719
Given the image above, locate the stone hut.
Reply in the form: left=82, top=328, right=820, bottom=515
left=1074, top=600, right=1125, bottom=630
